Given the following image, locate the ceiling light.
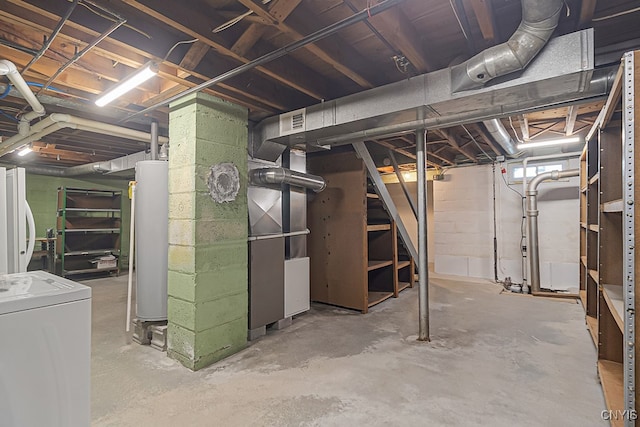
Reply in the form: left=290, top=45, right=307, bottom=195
left=17, top=146, right=32, bottom=156
left=516, top=136, right=582, bottom=150
left=95, top=62, right=159, bottom=107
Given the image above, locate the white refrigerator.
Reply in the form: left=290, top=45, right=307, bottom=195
left=0, top=271, right=91, bottom=427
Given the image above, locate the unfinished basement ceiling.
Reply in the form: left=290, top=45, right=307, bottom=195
left=0, top=0, right=639, bottom=167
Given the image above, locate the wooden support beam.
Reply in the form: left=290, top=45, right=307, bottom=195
left=565, top=105, right=579, bottom=136
left=119, top=0, right=330, bottom=100
left=519, top=115, right=530, bottom=140
left=179, top=41, right=210, bottom=70
left=434, top=129, right=477, bottom=162
left=0, top=3, right=284, bottom=114
left=350, top=0, right=434, bottom=73
left=469, top=0, right=496, bottom=41
left=232, top=0, right=301, bottom=57
left=373, top=139, right=442, bottom=168
left=578, top=0, right=598, bottom=28
left=237, top=0, right=374, bottom=88
left=232, top=24, right=269, bottom=57
left=469, top=123, right=502, bottom=156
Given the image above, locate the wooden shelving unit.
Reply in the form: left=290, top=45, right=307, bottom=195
left=56, top=187, right=122, bottom=277
left=580, top=51, right=638, bottom=425
left=308, top=150, right=414, bottom=313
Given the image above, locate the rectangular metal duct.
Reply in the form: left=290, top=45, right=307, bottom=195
left=252, top=29, right=596, bottom=151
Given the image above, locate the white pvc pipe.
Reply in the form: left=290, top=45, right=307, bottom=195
left=0, top=113, right=169, bottom=157
left=125, top=182, right=136, bottom=333
left=24, top=200, right=35, bottom=266
left=0, top=59, right=45, bottom=123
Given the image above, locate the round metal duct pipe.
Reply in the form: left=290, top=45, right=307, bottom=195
left=526, top=168, right=579, bottom=293
left=250, top=167, right=326, bottom=192
left=451, top=0, right=564, bottom=92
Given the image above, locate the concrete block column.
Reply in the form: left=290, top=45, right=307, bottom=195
left=167, top=92, right=248, bottom=371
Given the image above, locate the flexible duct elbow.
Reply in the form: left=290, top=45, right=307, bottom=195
left=250, top=167, right=326, bottom=192
left=451, top=0, right=563, bottom=92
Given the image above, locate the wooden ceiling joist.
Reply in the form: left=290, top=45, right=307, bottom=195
left=237, top=0, right=374, bottom=88
left=120, top=0, right=331, bottom=100
left=469, top=0, right=496, bottom=41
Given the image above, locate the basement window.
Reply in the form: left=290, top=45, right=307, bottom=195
left=508, top=160, right=567, bottom=184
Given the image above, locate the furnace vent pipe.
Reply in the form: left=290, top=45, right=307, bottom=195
left=250, top=167, right=326, bottom=192
left=451, top=0, right=563, bottom=91
left=527, top=168, right=579, bottom=293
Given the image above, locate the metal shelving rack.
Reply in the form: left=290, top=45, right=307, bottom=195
left=580, top=50, right=637, bottom=427
left=56, top=187, right=122, bottom=277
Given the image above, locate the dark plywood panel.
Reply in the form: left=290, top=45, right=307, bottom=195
left=308, top=151, right=367, bottom=311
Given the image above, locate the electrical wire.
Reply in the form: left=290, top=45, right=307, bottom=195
left=162, top=39, right=199, bottom=62
left=508, top=116, right=524, bottom=143
left=78, top=1, right=151, bottom=39
left=461, top=124, right=493, bottom=160
left=592, top=6, right=640, bottom=22
left=212, top=0, right=273, bottom=33
left=0, top=109, right=18, bottom=122
left=449, top=0, right=469, bottom=41
left=0, top=83, right=11, bottom=100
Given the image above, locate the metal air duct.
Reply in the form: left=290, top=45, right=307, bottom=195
left=451, top=0, right=564, bottom=92
left=250, top=167, right=326, bottom=192
left=526, top=168, right=579, bottom=294
left=483, top=119, right=520, bottom=157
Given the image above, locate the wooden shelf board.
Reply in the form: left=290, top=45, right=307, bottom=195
left=597, top=360, right=625, bottom=427
left=579, top=289, right=587, bottom=309
left=586, top=315, right=598, bottom=346
left=367, top=260, right=393, bottom=271
left=397, top=282, right=411, bottom=293
left=366, top=193, right=379, bottom=199
left=580, top=186, right=587, bottom=194
left=602, top=199, right=623, bottom=213
left=602, top=284, right=624, bottom=332
left=588, top=224, right=599, bottom=232
left=589, top=269, right=599, bottom=283
left=367, top=291, right=394, bottom=307
left=589, top=172, right=600, bottom=185
left=397, top=260, right=411, bottom=270
left=580, top=256, right=587, bottom=267
left=580, top=222, right=587, bottom=229
left=367, top=223, right=391, bottom=232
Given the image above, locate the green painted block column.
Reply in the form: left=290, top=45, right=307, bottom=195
left=167, top=92, right=248, bottom=371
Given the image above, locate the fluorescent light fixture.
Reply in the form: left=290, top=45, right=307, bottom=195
left=517, top=136, right=582, bottom=150
left=17, top=146, right=32, bottom=156
left=95, top=61, right=158, bottom=107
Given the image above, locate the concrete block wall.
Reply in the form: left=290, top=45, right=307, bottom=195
left=433, top=161, right=579, bottom=290
left=433, top=165, right=493, bottom=278
left=167, top=92, right=248, bottom=371
left=25, top=174, right=131, bottom=266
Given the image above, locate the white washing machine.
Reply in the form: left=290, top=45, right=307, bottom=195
left=0, top=271, right=91, bottom=427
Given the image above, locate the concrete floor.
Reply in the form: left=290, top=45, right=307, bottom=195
left=86, top=274, right=606, bottom=426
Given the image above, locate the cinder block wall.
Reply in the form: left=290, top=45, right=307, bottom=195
left=25, top=173, right=132, bottom=267
left=433, top=162, right=580, bottom=290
